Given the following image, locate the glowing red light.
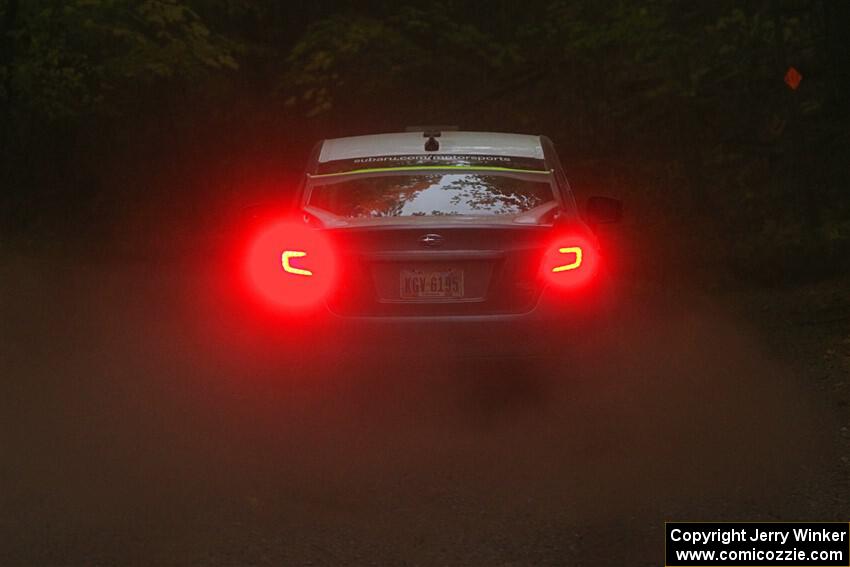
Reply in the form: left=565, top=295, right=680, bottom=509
left=246, top=220, right=336, bottom=309
left=541, top=236, right=597, bottom=289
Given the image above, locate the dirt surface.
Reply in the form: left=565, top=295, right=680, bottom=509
left=1, top=253, right=848, bottom=566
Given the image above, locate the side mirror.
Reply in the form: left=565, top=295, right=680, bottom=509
left=585, top=196, right=623, bottom=224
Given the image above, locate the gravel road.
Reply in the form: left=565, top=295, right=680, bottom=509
left=1, top=253, right=847, bottom=566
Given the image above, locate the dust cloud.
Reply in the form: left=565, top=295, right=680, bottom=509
left=0, top=254, right=833, bottom=565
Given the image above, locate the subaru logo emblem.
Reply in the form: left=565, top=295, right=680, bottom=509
left=419, top=233, right=444, bottom=247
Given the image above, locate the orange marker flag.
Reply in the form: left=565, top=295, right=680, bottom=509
left=784, top=67, right=802, bottom=90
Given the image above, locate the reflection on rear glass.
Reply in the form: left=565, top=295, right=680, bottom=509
left=309, top=173, right=554, bottom=217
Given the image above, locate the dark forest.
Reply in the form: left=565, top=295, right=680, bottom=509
left=3, top=0, right=848, bottom=283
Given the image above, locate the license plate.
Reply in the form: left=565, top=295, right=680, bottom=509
left=400, top=269, right=464, bottom=299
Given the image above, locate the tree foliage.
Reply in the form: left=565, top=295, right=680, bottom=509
left=283, top=4, right=513, bottom=117
left=1, top=0, right=237, bottom=118
left=2, top=0, right=848, bottom=280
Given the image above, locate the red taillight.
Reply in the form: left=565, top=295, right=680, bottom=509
left=541, top=235, right=597, bottom=289
left=246, top=220, right=336, bottom=309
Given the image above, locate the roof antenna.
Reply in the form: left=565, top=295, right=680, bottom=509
left=423, top=131, right=440, bottom=152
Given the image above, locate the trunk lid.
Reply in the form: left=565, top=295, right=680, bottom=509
left=325, top=224, right=550, bottom=316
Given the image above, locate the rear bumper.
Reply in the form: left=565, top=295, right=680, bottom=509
left=311, top=283, right=615, bottom=358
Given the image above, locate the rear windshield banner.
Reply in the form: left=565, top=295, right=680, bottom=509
left=314, top=154, right=548, bottom=175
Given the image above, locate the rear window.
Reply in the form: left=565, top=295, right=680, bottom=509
left=307, top=172, right=554, bottom=218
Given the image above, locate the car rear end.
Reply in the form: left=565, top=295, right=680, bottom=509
left=244, top=131, right=618, bottom=358
left=321, top=237, right=612, bottom=360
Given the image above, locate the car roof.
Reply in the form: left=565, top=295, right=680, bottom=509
left=318, top=131, right=544, bottom=163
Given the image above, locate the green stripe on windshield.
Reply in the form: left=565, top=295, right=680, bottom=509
left=310, top=165, right=551, bottom=178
